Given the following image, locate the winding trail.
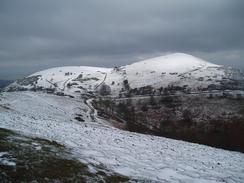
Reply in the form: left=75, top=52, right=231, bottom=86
left=62, top=78, right=72, bottom=91
left=85, top=96, right=127, bottom=129
left=85, top=97, right=113, bottom=127
left=84, top=98, right=96, bottom=122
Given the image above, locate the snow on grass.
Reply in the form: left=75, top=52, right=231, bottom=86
left=0, top=152, right=16, bottom=167
left=6, top=53, right=230, bottom=96
left=0, top=91, right=244, bottom=182
left=30, top=66, right=111, bottom=92
left=125, top=53, right=224, bottom=89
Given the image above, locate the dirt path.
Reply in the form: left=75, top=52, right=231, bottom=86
left=94, top=73, right=107, bottom=90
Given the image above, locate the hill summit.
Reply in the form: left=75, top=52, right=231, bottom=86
left=5, top=53, right=244, bottom=97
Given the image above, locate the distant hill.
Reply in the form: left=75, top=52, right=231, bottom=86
left=5, top=53, right=244, bottom=96
left=0, top=80, right=13, bottom=89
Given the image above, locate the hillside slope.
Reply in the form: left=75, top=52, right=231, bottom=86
left=0, top=91, right=244, bottom=182
left=5, top=53, right=244, bottom=97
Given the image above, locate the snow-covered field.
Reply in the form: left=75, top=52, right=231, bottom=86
left=0, top=91, right=244, bottom=182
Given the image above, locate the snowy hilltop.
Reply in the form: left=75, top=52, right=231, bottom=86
left=5, top=53, right=244, bottom=97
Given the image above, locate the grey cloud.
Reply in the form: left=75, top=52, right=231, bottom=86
left=0, top=0, right=244, bottom=79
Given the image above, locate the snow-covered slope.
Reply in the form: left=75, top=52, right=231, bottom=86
left=0, top=91, right=244, bottom=182
left=6, top=53, right=244, bottom=96
left=2, top=54, right=244, bottom=182
left=125, top=53, right=223, bottom=89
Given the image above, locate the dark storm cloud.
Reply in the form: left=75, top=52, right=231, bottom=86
left=0, top=0, right=244, bottom=79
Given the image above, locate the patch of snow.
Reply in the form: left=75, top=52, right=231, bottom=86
left=0, top=152, right=16, bottom=167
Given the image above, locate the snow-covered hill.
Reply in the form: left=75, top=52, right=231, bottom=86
left=6, top=53, right=244, bottom=96
left=125, top=53, right=221, bottom=89
left=1, top=53, right=244, bottom=182
left=0, top=91, right=244, bottom=182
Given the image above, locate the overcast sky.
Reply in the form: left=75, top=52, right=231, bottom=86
left=0, top=0, right=244, bottom=79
